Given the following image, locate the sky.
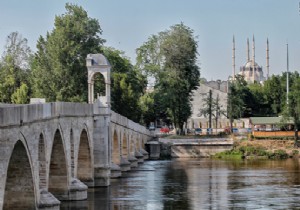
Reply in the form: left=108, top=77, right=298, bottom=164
left=0, top=0, right=300, bottom=81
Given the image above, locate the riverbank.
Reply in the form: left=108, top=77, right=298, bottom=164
left=214, top=139, right=300, bottom=159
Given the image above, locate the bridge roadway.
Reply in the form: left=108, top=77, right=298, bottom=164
left=0, top=100, right=152, bottom=209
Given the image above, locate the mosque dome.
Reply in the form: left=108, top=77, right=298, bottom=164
left=244, top=60, right=259, bottom=68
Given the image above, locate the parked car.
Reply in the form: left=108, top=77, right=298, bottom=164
left=160, top=127, right=170, bottom=133
left=232, top=128, right=238, bottom=133
left=206, top=128, right=212, bottom=135
left=194, top=128, right=202, bottom=135
left=149, top=125, right=155, bottom=131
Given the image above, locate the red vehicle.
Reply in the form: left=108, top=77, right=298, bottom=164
left=160, top=127, right=170, bottom=133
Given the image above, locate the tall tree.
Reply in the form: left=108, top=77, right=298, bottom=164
left=102, top=47, right=146, bottom=122
left=0, top=32, right=32, bottom=103
left=227, top=75, right=246, bottom=132
left=31, top=3, right=105, bottom=102
left=282, top=73, right=300, bottom=140
left=136, top=23, right=200, bottom=132
left=199, top=89, right=213, bottom=129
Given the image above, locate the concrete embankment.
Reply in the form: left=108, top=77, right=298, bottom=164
left=146, top=138, right=233, bottom=159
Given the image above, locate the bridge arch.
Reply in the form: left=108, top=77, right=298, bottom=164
left=122, top=130, right=128, bottom=158
left=129, top=132, right=135, bottom=156
left=38, top=133, right=47, bottom=191
left=112, top=129, right=120, bottom=165
left=48, top=129, right=68, bottom=200
left=77, top=128, right=93, bottom=184
left=3, top=139, right=36, bottom=210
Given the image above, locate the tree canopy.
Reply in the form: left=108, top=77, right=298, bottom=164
left=31, top=3, right=105, bottom=102
left=136, top=23, right=200, bottom=130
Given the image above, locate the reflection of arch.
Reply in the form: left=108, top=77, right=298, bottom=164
left=49, top=129, right=68, bottom=199
left=77, top=129, right=93, bottom=183
left=4, top=140, right=35, bottom=209
left=122, top=132, right=128, bottom=158
left=112, top=130, right=120, bottom=165
left=38, top=133, right=47, bottom=190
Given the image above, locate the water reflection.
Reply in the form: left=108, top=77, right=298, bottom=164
left=61, top=158, right=300, bottom=210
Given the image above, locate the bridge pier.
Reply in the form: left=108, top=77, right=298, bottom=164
left=38, top=190, right=60, bottom=210
left=128, top=155, right=138, bottom=168
left=94, top=164, right=111, bottom=186
left=68, top=179, right=88, bottom=200
left=135, top=150, right=144, bottom=163
left=120, top=157, right=131, bottom=171
left=110, top=162, right=122, bottom=178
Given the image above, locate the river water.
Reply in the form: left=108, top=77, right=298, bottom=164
left=61, top=158, right=300, bottom=210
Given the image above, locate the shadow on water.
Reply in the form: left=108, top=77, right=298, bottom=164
left=61, top=158, right=300, bottom=210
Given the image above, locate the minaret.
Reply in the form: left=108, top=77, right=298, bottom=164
left=247, top=38, right=250, bottom=62
left=232, top=35, right=236, bottom=80
left=266, top=38, right=269, bottom=80
left=252, top=35, right=255, bottom=82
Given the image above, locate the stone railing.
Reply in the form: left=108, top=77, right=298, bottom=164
left=0, top=102, right=93, bottom=127
left=111, top=110, right=150, bottom=136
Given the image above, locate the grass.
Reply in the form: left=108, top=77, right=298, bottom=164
left=214, top=144, right=290, bottom=160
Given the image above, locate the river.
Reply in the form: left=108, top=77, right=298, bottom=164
left=61, top=158, right=300, bottom=210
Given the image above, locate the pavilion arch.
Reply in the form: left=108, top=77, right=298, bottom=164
left=38, top=133, right=47, bottom=191
left=112, top=129, right=120, bottom=165
left=86, top=54, right=111, bottom=104
left=91, top=72, right=106, bottom=99
left=77, top=128, right=93, bottom=184
left=48, top=129, right=68, bottom=200
left=3, top=139, right=36, bottom=210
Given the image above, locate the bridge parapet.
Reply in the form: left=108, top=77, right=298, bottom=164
left=111, top=110, right=150, bottom=136
left=0, top=102, right=93, bottom=127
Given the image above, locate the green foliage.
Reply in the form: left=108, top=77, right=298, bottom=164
left=11, top=83, right=29, bottom=104
left=268, top=149, right=288, bottom=159
left=238, top=145, right=269, bottom=156
left=31, top=3, right=105, bottom=102
left=102, top=47, right=146, bottom=122
left=0, top=32, right=32, bottom=103
left=213, top=150, right=243, bottom=159
left=136, top=23, right=200, bottom=130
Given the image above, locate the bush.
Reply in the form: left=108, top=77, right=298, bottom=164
left=268, top=149, right=288, bottom=159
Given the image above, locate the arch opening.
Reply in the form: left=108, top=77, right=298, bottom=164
left=112, top=130, right=120, bottom=165
left=70, top=129, right=75, bottom=178
left=48, top=130, right=68, bottom=199
left=39, top=134, right=47, bottom=190
left=3, top=140, right=35, bottom=210
left=77, top=130, right=93, bottom=182
left=93, top=73, right=106, bottom=98
left=122, top=134, right=128, bottom=158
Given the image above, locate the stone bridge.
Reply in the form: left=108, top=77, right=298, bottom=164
left=0, top=54, right=152, bottom=210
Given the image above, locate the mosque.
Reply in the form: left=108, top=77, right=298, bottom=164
left=187, top=36, right=269, bottom=130
left=233, top=36, right=269, bottom=83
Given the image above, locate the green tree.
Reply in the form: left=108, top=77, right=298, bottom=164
left=11, top=83, right=29, bottom=104
left=263, top=75, right=284, bottom=115
left=136, top=23, right=200, bottom=132
left=199, top=89, right=213, bottom=129
left=282, top=72, right=300, bottom=140
left=227, top=76, right=246, bottom=132
left=102, top=47, right=146, bottom=122
left=0, top=32, right=32, bottom=103
left=31, top=3, right=105, bottom=102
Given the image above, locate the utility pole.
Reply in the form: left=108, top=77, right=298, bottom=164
left=286, top=43, right=289, bottom=105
